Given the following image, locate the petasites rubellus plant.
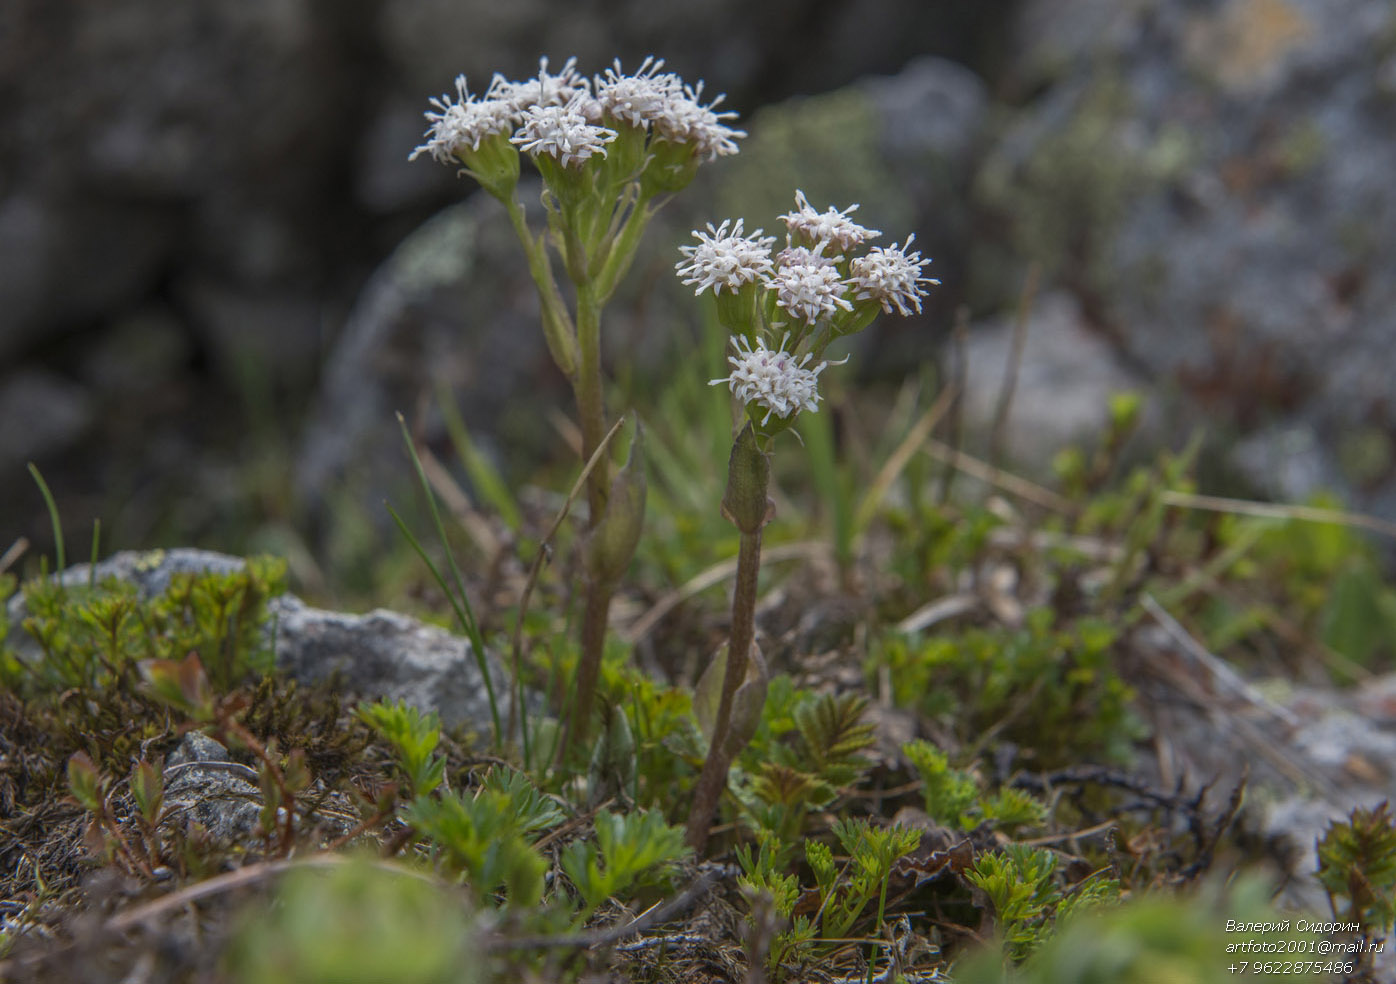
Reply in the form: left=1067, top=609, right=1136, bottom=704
left=677, top=191, right=938, bottom=850
left=411, top=57, right=744, bottom=750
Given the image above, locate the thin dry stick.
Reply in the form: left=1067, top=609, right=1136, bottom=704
left=102, top=855, right=439, bottom=934
left=482, top=864, right=724, bottom=951
left=989, top=262, right=1040, bottom=469
left=853, top=382, right=959, bottom=532
left=1018, top=818, right=1119, bottom=848
left=0, top=536, right=28, bottom=576
left=1159, top=490, right=1396, bottom=541
left=1140, top=593, right=1299, bottom=729
left=937, top=305, right=970, bottom=504
left=921, top=438, right=1075, bottom=513
left=894, top=593, right=978, bottom=635
left=619, top=540, right=829, bottom=645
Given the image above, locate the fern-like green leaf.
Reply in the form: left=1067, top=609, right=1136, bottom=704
left=793, top=693, right=874, bottom=789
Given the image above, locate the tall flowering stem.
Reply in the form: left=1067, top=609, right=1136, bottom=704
left=413, top=57, right=744, bottom=751
left=685, top=422, right=770, bottom=850
left=678, top=191, right=938, bottom=851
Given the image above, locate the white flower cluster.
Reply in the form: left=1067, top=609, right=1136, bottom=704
left=782, top=190, right=880, bottom=253
left=683, top=191, right=940, bottom=426
left=677, top=190, right=938, bottom=325
left=411, top=56, right=744, bottom=169
left=675, top=220, right=775, bottom=295
left=710, top=335, right=828, bottom=423
left=774, top=243, right=853, bottom=324
left=850, top=235, right=937, bottom=316
left=511, top=101, right=616, bottom=168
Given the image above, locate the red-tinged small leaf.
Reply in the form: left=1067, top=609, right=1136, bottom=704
left=140, top=652, right=214, bottom=720
left=67, top=751, right=104, bottom=813
left=174, top=651, right=214, bottom=716
left=282, top=748, right=311, bottom=795
left=83, top=817, right=109, bottom=858
left=131, top=759, right=164, bottom=824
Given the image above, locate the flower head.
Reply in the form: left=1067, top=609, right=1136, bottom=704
left=773, top=243, right=854, bottom=324
left=593, top=57, right=681, bottom=129
left=782, top=190, right=880, bottom=252
left=710, top=335, right=827, bottom=423
left=777, top=242, right=841, bottom=270
left=488, top=56, right=590, bottom=117
left=849, top=235, right=939, bottom=316
left=676, top=219, right=776, bottom=296
left=510, top=96, right=617, bottom=167
left=654, top=81, right=745, bottom=160
left=409, top=76, right=516, bottom=164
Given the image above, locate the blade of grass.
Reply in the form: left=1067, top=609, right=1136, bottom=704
left=803, top=390, right=853, bottom=572
left=436, top=380, right=524, bottom=534
left=88, top=519, right=100, bottom=590
left=27, top=463, right=65, bottom=583
left=921, top=438, right=1074, bottom=513
left=989, top=261, right=1040, bottom=469
left=392, top=412, right=501, bottom=746
left=385, top=502, right=501, bottom=745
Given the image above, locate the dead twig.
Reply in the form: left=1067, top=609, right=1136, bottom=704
left=482, top=864, right=728, bottom=952
left=989, top=262, right=1040, bottom=469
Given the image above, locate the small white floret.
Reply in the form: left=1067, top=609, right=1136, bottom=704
left=676, top=220, right=776, bottom=296
left=849, top=235, right=939, bottom=316
left=510, top=96, right=617, bottom=168
left=709, top=335, right=827, bottom=423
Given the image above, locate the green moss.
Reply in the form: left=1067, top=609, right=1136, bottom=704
left=875, top=610, right=1143, bottom=766
left=5, top=555, right=286, bottom=698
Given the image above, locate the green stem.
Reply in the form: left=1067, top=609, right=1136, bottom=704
left=574, top=282, right=609, bottom=517
left=567, top=282, right=611, bottom=750
left=595, top=198, right=656, bottom=302
left=505, top=199, right=579, bottom=379
left=685, top=521, right=764, bottom=852
left=868, top=868, right=892, bottom=984
left=569, top=580, right=612, bottom=751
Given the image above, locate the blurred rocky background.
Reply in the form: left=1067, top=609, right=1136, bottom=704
left=2, top=0, right=1393, bottom=598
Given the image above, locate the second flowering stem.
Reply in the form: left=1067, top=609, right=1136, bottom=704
left=686, top=423, right=771, bottom=851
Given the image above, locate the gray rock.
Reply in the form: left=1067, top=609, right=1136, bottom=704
left=160, top=732, right=264, bottom=844
left=0, top=369, right=95, bottom=465
left=294, top=186, right=561, bottom=544
left=5, top=549, right=509, bottom=737
left=961, top=291, right=1150, bottom=469
left=983, top=0, right=1396, bottom=516
left=1135, top=620, right=1396, bottom=946
left=271, top=599, right=509, bottom=735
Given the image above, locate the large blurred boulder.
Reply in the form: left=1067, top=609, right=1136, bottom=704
left=978, top=0, right=1396, bottom=514
left=961, top=291, right=1151, bottom=469
left=0, top=0, right=366, bottom=366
